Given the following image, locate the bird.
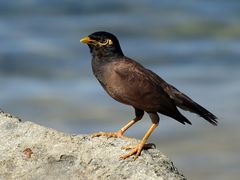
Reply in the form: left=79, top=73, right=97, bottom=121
left=80, top=31, right=218, bottom=160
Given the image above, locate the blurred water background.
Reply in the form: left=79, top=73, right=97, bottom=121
left=0, top=0, right=239, bottom=179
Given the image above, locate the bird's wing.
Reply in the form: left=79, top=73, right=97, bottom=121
left=144, top=68, right=218, bottom=125
left=111, top=58, right=192, bottom=125
left=164, top=84, right=218, bottom=125
left=112, top=59, right=185, bottom=117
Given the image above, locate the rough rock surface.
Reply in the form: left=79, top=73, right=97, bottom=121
left=0, top=110, right=186, bottom=180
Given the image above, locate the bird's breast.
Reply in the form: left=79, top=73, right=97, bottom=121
left=92, top=63, right=129, bottom=104
left=91, top=60, right=166, bottom=111
left=101, top=69, right=127, bottom=102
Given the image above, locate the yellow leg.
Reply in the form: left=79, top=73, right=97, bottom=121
left=120, top=122, right=158, bottom=160
left=92, top=108, right=144, bottom=138
left=92, top=118, right=141, bottom=138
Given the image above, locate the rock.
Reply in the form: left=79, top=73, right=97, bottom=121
left=0, top=110, right=186, bottom=180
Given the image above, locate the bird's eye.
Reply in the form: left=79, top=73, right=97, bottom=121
left=98, top=39, right=113, bottom=46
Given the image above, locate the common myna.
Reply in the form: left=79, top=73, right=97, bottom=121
left=80, top=31, right=217, bottom=160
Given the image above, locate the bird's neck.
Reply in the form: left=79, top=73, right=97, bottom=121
left=90, top=45, right=124, bottom=60
left=91, top=52, right=123, bottom=84
left=91, top=54, right=114, bottom=73
left=89, top=46, right=124, bottom=80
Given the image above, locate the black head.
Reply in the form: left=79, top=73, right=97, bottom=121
left=80, top=31, right=124, bottom=58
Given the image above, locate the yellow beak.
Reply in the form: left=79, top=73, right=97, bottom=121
left=80, top=36, right=95, bottom=44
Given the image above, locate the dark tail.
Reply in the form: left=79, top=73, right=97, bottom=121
left=167, top=85, right=218, bottom=126
left=187, top=102, right=218, bottom=126
left=174, top=112, right=192, bottom=125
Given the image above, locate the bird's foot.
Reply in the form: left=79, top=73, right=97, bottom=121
left=92, top=131, right=128, bottom=139
left=120, top=143, right=156, bottom=160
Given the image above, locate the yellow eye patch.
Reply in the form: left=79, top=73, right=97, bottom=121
left=98, top=39, right=113, bottom=46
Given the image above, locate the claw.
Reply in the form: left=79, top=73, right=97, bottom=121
left=121, top=143, right=156, bottom=150
left=121, top=145, right=135, bottom=150
left=91, top=131, right=129, bottom=139
left=120, top=143, right=156, bottom=160
left=120, top=143, right=143, bottom=160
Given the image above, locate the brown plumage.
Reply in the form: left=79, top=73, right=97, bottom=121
left=80, top=31, right=218, bottom=160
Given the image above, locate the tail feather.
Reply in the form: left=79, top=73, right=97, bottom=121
left=167, top=85, right=218, bottom=126
left=174, top=113, right=192, bottom=125
left=188, top=102, right=218, bottom=126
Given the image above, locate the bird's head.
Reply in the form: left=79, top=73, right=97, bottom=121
left=80, top=31, right=124, bottom=58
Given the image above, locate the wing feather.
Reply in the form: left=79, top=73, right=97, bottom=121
left=112, top=58, right=192, bottom=124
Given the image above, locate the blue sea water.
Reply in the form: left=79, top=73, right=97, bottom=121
left=0, top=1, right=240, bottom=179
